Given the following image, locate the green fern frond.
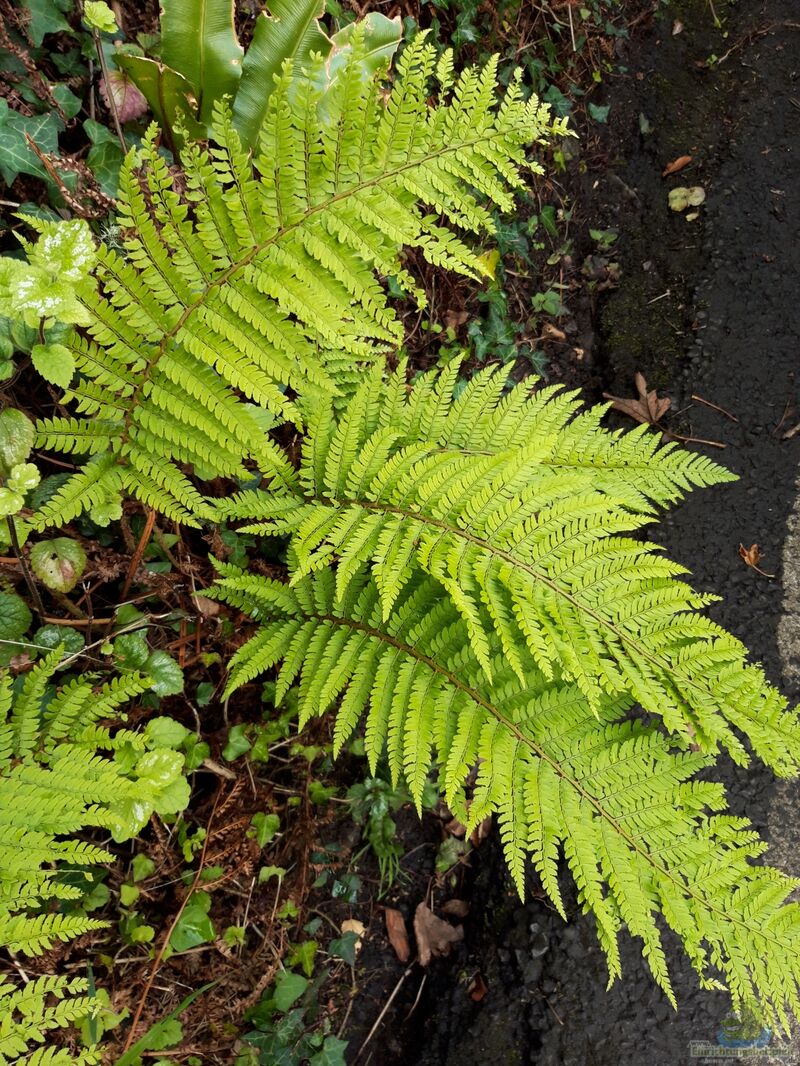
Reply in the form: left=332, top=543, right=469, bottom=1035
left=213, top=365, right=796, bottom=773
left=0, top=976, right=99, bottom=1065
left=0, top=654, right=188, bottom=1057
left=206, top=563, right=800, bottom=1024
left=31, top=37, right=565, bottom=529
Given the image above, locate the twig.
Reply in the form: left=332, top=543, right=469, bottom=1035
left=6, top=516, right=45, bottom=620
left=567, top=2, right=576, bottom=51
left=121, top=787, right=224, bottom=1054
left=92, top=28, right=127, bottom=153
left=354, top=963, right=415, bottom=1062
left=668, top=430, right=726, bottom=449
left=120, top=508, right=156, bottom=603
left=690, top=394, right=739, bottom=422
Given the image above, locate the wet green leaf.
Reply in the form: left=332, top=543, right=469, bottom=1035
left=169, top=891, right=215, bottom=952
left=0, top=101, right=64, bottom=186
left=272, top=971, right=308, bottom=1012
left=144, top=650, right=184, bottom=696
left=31, top=342, right=75, bottom=388
left=0, top=409, right=34, bottom=477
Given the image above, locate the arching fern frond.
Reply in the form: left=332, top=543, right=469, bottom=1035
left=206, top=563, right=800, bottom=1026
left=214, top=364, right=798, bottom=774
left=31, top=32, right=566, bottom=529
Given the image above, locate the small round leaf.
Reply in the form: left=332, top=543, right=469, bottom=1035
left=30, top=537, right=87, bottom=592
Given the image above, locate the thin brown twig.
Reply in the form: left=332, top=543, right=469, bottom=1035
left=354, top=963, right=415, bottom=1062
left=690, top=394, right=739, bottom=423
left=120, top=508, right=156, bottom=603
left=121, top=787, right=224, bottom=1054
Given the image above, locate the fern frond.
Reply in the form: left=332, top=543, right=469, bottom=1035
left=31, top=39, right=565, bottom=528
left=0, top=976, right=99, bottom=1065
left=206, top=564, right=800, bottom=1024
left=214, top=365, right=796, bottom=773
left=0, top=654, right=188, bottom=1057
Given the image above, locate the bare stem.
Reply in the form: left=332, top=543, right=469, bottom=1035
left=6, top=516, right=45, bottom=620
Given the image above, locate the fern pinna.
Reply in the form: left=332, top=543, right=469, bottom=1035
left=0, top=654, right=189, bottom=1063
left=211, top=365, right=800, bottom=1024
left=27, top=33, right=566, bottom=531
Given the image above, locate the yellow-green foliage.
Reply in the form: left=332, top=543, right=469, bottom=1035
left=0, top=654, right=170, bottom=1062
left=29, top=33, right=565, bottom=530
left=209, top=365, right=800, bottom=1026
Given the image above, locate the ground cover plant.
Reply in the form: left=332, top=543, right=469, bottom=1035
left=1, top=0, right=800, bottom=1061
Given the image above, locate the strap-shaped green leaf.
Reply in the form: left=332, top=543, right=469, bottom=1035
left=161, top=0, right=243, bottom=126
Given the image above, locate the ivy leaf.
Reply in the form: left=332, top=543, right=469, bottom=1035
left=31, top=342, right=75, bottom=388
left=0, top=589, right=32, bottom=666
left=30, top=537, right=87, bottom=592
left=0, top=408, right=34, bottom=476
left=169, top=891, right=215, bottom=952
left=272, top=971, right=308, bottom=1013
left=309, top=1036, right=349, bottom=1066
left=85, top=118, right=124, bottom=198
left=144, top=650, right=184, bottom=696
left=249, top=812, right=280, bottom=848
left=587, top=102, right=611, bottom=124
left=22, top=0, right=73, bottom=46
left=83, top=0, right=118, bottom=34
left=0, top=101, right=63, bottom=186
left=51, top=84, right=83, bottom=120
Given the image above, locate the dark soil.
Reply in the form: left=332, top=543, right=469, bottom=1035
left=344, top=2, right=800, bottom=1063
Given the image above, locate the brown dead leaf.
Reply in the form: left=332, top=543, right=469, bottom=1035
left=414, top=902, right=463, bottom=966
left=441, top=899, right=470, bottom=919
left=468, top=973, right=488, bottom=1002
left=541, top=322, right=567, bottom=343
left=384, top=908, right=410, bottom=963
left=444, top=309, right=469, bottom=330
left=662, top=154, right=693, bottom=177
left=603, top=372, right=671, bottom=426
left=445, top=817, right=467, bottom=838
left=470, top=815, right=493, bottom=848
left=738, top=543, right=775, bottom=578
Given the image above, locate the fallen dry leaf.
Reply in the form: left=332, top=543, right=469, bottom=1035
left=414, top=902, right=463, bottom=967
left=662, top=154, right=693, bottom=177
left=444, top=817, right=466, bottom=838
left=470, top=815, right=493, bottom=848
left=441, top=899, right=470, bottom=919
left=603, top=372, right=671, bottom=426
left=468, top=973, right=488, bottom=1002
left=738, top=543, right=775, bottom=578
left=672, top=19, right=684, bottom=34
left=384, top=908, right=410, bottom=963
left=541, top=322, right=567, bottom=343
left=444, top=309, right=469, bottom=330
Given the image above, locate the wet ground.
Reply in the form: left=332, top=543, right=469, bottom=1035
left=364, top=2, right=800, bottom=1063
